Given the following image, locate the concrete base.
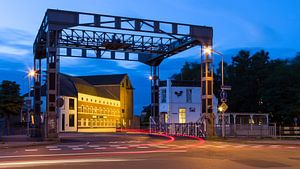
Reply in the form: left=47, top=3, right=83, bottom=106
left=78, top=128, right=116, bottom=133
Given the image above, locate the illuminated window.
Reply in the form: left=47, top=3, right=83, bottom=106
left=179, top=108, right=186, bottom=123
left=165, top=113, right=168, bottom=123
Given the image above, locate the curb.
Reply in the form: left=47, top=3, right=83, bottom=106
left=0, top=141, right=60, bottom=149
left=208, top=139, right=300, bottom=146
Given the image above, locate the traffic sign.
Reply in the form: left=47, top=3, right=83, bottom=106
left=218, top=102, right=228, bottom=113
left=221, top=85, right=232, bottom=91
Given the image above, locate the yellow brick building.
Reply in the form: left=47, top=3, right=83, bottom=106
left=58, top=74, right=133, bottom=132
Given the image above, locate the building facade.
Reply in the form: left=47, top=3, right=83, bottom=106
left=25, top=73, right=134, bottom=133
left=159, top=79, right=218, bottom=124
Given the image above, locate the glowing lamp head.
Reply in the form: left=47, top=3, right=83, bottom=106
left=203, top=46, right=213, bottom=55
left=149, top=76, right=153, bottom=80
left=218, top=106, right=223, bottom=112
left=28, top=70, right=36, bottom=77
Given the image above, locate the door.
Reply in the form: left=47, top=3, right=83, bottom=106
left=62, top=114, right=65, bottom=131
left=179, top=108, right=186, bottom=123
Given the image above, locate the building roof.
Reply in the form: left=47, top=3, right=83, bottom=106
left=24, top=73, right=128, bottom=100
left=77, top=74, right=127, bottom=86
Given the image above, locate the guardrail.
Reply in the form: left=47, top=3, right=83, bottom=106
left=279, top=126, right=300, bottom=138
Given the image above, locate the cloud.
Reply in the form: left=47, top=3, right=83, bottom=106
left=115, top=60, right=143, bottom=69
left=0, top=45, right=30, bottom=56
left=0, top=28, right=34, bottom=46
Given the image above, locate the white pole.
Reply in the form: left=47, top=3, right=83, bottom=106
left=222, top=112, right=225, bottom=138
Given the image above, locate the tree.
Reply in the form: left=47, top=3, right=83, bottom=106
left=0, top=80, right=23, bottom=135
left=171, top=62, right=201, bottom=81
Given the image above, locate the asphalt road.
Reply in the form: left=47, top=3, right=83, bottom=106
left=0, top=133, right=299, bottom=169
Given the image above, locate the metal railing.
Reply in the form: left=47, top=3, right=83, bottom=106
left=215, top=123, right=277, bottom=138
left=279, top=126, right=300, bottom=138
left=149, top=117, right=206, bottom=138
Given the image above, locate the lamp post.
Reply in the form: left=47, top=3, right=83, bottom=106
left=27, top=69, right=36, bottom=136
left=203, top=47, right=227, bottom=138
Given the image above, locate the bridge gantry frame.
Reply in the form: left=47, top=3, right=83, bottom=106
left=33, top=9, right=214, bottom=138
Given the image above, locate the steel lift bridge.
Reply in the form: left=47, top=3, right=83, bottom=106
left=33, top=9, right=214, bottom=138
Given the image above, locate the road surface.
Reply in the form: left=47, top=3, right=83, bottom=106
left=0, top=133, right=299, bottom=169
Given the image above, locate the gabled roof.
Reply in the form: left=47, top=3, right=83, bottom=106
left=63, top=74, right=120, bottom=100
left=24, top=73, right=127, bottom=100
left=77, top=74, right=127, bottom=86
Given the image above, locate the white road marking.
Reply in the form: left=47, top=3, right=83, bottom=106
left=252, top=145, right=263, bottom=148
left=269, top=145, right=280, bottom=148
left=95, top=147, right=107, bottom=150
left=137, top=146, right=149, bottom=149
left=49, top=148, right=61, bottom=151
left=110, top=145, right=120, bottom=147
left=88, top=145, right=100, bottom=148
left=109, top=141, right=118, bottom=144
left=46, top=146, right=58, bottom=149
left=177, top=146, right=187, bottom=149
left=72, top=148, right=84, bottom=151
left=128, top=141, right=141, bottom=143
left=0, top=158, right=143, bottom=168
left=116, top=147, right=129, bottom=149
left=25, top=149, right=38, bottom=152
left=233, top=145, right=248, bottom=148
left=213, top=145, right=226, bottom=149
left=287, top=146, right=296, bottom=149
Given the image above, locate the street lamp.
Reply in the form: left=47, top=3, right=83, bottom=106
left=202, top=47, right=225, bottom=88
left=27, top=69, right=36, bottom=136
left=202, top=46, right=227, bottom=138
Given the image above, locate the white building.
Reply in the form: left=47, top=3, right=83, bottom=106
left=159, top=79, right=218, bottom=124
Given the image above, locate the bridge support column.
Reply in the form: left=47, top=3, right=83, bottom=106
left=201, top=46, right=215, bottom=137
left=45, top=30, right=60, bottom=139
left=150, top=65, right=159, bottom=123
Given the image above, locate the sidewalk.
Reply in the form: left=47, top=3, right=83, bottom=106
left=209, top=137, right=300, bottom=145
left=0, top=135, right=58, bottom=149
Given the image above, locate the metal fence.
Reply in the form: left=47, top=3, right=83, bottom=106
left=216, top=123, right=277, bottom=138
left=278, top=126, right=300, bottom=138
left=149, top=118, right=206, bottom=138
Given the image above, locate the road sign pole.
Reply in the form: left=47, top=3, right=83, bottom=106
left=222, top=111, right=225, bottom=138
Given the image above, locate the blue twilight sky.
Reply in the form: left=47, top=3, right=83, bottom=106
left=0, top=0, right=299, bottom=114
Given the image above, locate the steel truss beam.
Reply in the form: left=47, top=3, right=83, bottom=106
left=57, top=28, right=196, bottom=64
left=34, top=9, right=213, bottom=65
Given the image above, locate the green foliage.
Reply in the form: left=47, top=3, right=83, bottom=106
left=0, top=80, right=23, bottom=118
left=171, top=50, right=300, bottom=125
left=171, top=62, right=201, bottom=81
